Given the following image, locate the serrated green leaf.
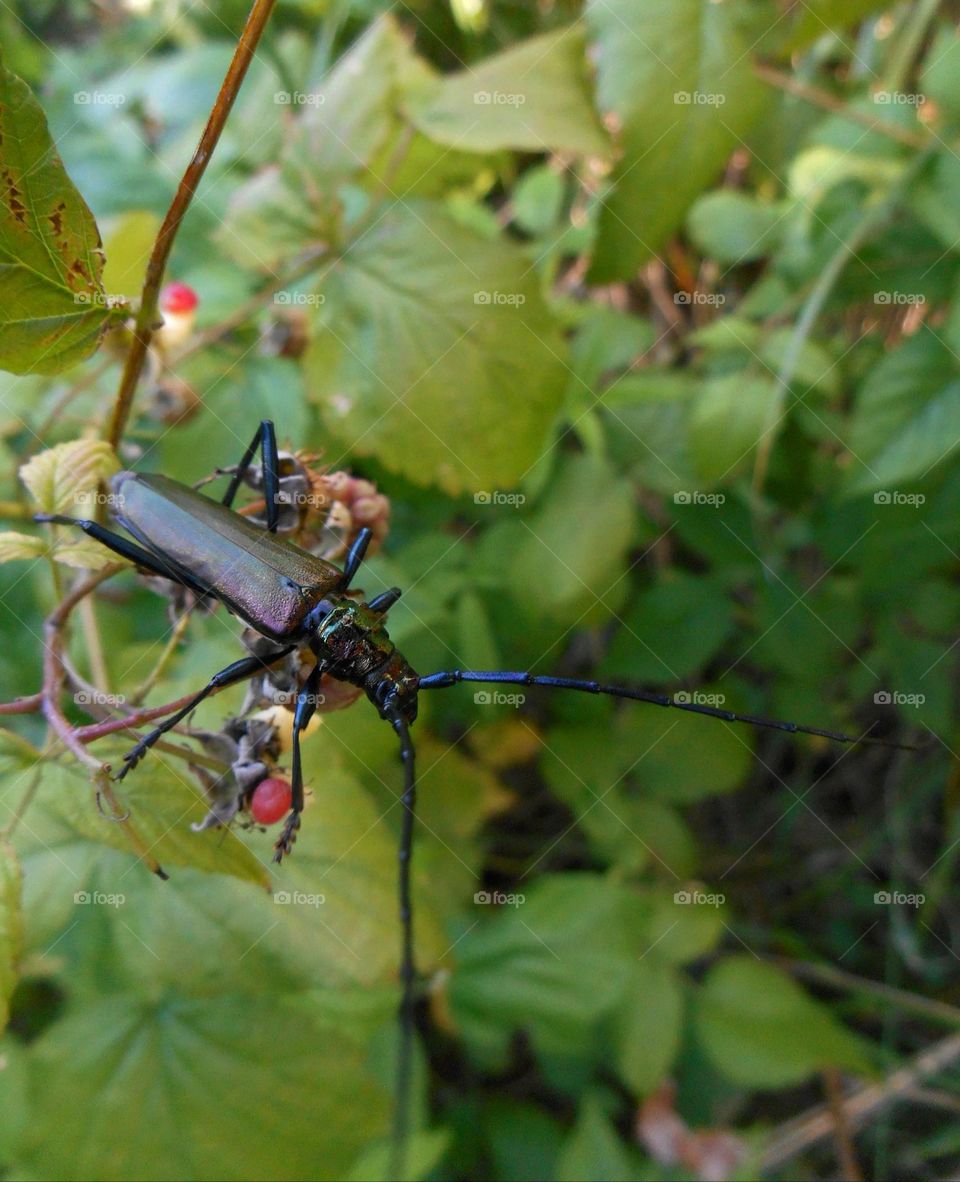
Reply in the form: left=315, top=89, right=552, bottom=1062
left=19, top=439, right=120, bottom=514
left=586, top=0, right=766, bottom=281
left=305, top=202, right=567, bottom=494
left=0, top=52, right=108, bottom=374
left=52, top=536, right=126, bottom=571
left=696, top=957, right=874, bottom=1086
left=12, top=992, right=390, bottom=1182
left=407, top=26, right=609, bottom=157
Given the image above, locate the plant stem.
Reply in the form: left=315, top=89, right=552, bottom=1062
left=107, top=0, right=279, bottom=450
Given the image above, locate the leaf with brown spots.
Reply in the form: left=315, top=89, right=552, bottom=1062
left=0, top=53, right=113, bottom=374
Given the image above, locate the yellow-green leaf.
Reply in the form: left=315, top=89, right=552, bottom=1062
left=19, top=439, right=119, bottom=514
left=0, top=530, right=44, bottom=563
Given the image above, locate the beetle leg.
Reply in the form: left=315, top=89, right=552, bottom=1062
left=274, top=662, right=324, bottom=861
left=33, top=514, right=211, bottom=597
left=221, top=420, right=281, bottom=533
left=116, top=648, right=296, bottom=780
left=340, top=527, right=373, bottom=589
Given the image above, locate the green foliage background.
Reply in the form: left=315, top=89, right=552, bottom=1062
left=0, top=1, right=957, bottom=1178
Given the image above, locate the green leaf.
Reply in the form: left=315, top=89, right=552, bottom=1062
left=27, top=757, right=270, bottom=888
left=689, top=373, right=774, bottom=484
left=845, top=326, right=960, bottom=493
left=921, top=27, right=960, bottom=124
left=305, top=202, right=567, bottom=494
left=0, top=52, right=109, bottom=374
left=503, top=453, right=635, bottom=620
left=407, top=26, right=609, bottom=157
left=12, top=992, right=390, bottom=1182
left=614, top=961, right=683, bottom=1095
left=695, top=957, right=874, bottom=1087
left=0, top=841, right=22, bottom=1031
left=603, top=572, right=735, bottom=684
left=556, top=1094, right=641, bottom=1182
left=449, top=876, right=648, bottom=1062
left=687, top=191, right=784, bottom=264
left=586, top=0, right=766, bottom=281
left=100, top=210, right=161, bottom=299
left=513, top=166, right=566, bottom=237
left=296, top=15, right=421, bottom=184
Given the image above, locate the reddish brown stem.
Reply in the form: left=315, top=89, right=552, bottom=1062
left=107, top=0, right=279, bottom=449
left=0, top=693, right=42, bottom=716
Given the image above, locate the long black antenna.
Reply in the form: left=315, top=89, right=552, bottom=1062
left=416, top=670, right=919, bottom=752
left=384, top=697, right=417, bottom=1181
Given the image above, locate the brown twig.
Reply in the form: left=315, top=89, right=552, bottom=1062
left=822, top=1067, right=863, bottom=1182
left=107, top=0, right=279, bottom=449
left=762, top=1033, right=960, bottom=1172
left=753, top=62, right=929, bottom=151
left=0, top=692, right=42, bottom=715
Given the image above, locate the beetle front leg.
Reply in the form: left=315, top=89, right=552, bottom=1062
left=274, top=662, right=324, bottom=861
left=117, top=648, right=295, bottom=779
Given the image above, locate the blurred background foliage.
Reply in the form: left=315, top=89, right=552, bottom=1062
left=0, top=0, right=959, bottom=1179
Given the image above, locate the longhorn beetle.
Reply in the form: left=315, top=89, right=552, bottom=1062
left=36, top=420, right=916, bottom=1174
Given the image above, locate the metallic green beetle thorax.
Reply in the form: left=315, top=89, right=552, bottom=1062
left=312, top=597, right=419, bottom=722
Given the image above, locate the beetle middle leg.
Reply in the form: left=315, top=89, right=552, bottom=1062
left=274, top=661, right=324, bottom=860
left=117, top=647, right=296, bottom=780
left=220, top=420, right=281, bottom=532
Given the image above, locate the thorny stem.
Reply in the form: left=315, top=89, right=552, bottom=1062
left=36, top=565, right=166, bottom=876
left=107, top=0, right=279, bottom=449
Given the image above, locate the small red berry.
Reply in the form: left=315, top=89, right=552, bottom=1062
left=250, top=777, right=292, bottom=825
left=160, top=281, right=199, bottom=315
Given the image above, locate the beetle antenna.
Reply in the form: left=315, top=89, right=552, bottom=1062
left=383, top=696, right=417, bottom=1181
left=416, top=670, right=920, bottom=752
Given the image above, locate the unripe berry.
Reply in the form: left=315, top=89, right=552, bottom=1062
left=249, top=776, right=292, bottom=825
